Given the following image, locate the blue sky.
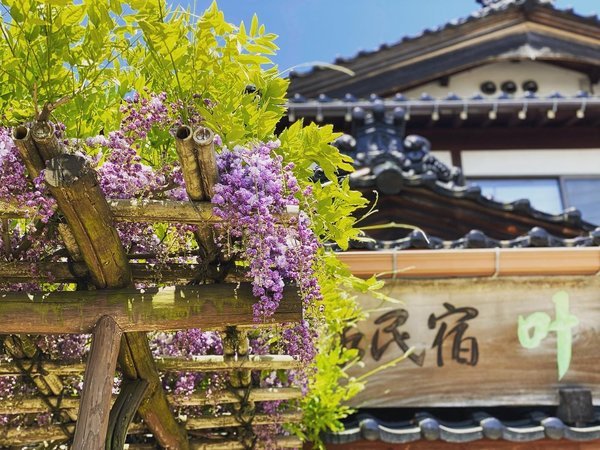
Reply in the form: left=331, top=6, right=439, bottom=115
left=173, top=1, right=599, bottom=72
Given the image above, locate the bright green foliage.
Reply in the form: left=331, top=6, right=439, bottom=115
left=0, top=0, right=134, bottom=135
left=279, top=120, right=364, bottom=250
left=0, top=1, right=381, bottom=445
left=124, top=0, right=287, bottom=147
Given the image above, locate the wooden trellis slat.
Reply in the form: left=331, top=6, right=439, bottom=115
left=0, top=387, right=302, bottom=415
left=168, top=387, right=302, bottom=406
left=0, top=355, right=301, bottom=377
left=185, top=411, right=303, bottom=430
left=0, top=427, right=302, bottom=450
left=157, top=355, right=303, bottom=371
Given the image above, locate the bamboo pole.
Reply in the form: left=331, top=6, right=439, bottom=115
left=192, top=126, right=218, bottom=199
left=175, top=125, right=205, bottom=201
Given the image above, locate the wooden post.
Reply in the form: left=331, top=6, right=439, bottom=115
left=119, top=332, right=190, bottom=450
left=72, top=315, right=122, bottom=450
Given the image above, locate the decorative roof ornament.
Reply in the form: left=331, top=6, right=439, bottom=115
left=331, top=106, right=464, bottom=195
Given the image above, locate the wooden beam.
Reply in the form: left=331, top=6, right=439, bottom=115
left=0, top=283, right=301, bottom=334
left=72, top=316, right=122, bottom=450
left=118, top=332, right=190, bottom=450
left=13, top=125, right=131, bottom=289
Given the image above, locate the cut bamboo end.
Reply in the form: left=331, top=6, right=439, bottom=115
left=13, top=125, right=29, bottom=141
left=192, top=126, right=214, bottom=146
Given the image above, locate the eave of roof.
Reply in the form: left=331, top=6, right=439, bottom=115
left=288, top=0, right=600, bottom=98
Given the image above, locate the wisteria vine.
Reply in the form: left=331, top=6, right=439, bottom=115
left=0, top=92, right=321, bottom=438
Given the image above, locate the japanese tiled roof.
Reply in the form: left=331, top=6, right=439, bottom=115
left=288, top=0, right=600, bottom=98
left=322, top=108, right=598, bottom=246
left=323, top=407, right=600, bottom=445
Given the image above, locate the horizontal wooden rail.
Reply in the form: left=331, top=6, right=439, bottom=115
left=0, top=360, right=86, bottom=376
left=168, top=387, right=302, bottom=406
left=0, top=396, right=82, bottom=414
left=121, top=436, right=303, bottom=450
left=0, top=283, right=301, bottom=334
left=337, top=248, right=600, bottom=278
left=0, top=429, right=301, bottom=450
left=157, top=355, right=302, bottom=371
left=0, top=355, right=300, bottom=377
left=185, top=411, right=302, bottom=430
left=0, top=198, right=299, bottom=224
left=0, top=261, right=245, bottom=284
left=0, top=388, right=301, bottom=415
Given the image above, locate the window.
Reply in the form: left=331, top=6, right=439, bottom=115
left=471, top=178, right=563, bottom=214
left=471, top=177, right=600, bottom=225
left=563, top=178, right=600, bottom=225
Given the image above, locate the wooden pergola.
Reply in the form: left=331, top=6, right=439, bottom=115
left=0, top=119, right=304, bottom=449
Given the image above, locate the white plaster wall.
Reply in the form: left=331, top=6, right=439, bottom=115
left=461, top=149, right=600, bottom=177
left=402, top=61, right=590, bottom=99
left=430, top=150, right=453, bottom=167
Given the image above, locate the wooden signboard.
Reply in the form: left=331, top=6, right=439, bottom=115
left=344, top=276, right=600, bottom=407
